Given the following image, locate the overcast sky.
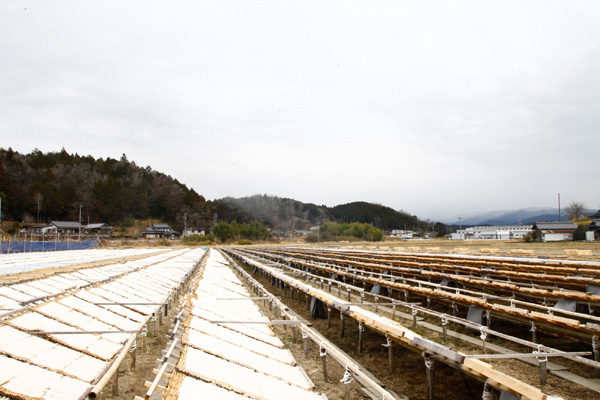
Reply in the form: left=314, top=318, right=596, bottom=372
left=1, top=1, right=599, bottom=222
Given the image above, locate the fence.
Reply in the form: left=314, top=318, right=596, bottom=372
left=0, top=238, right=99, bottom=254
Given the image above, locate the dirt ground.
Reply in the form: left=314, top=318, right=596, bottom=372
left=101, top=309, right=171, bottom=399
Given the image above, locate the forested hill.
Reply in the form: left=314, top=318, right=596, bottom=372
left=330, top=201, right=427, bottom=231
left=224, top=195, right=444, bottom=233
left=223, top=195, right=333, bottom=230
left=0, top=148, right=247, bottom=230
left=0, top=149, right=446, bottom=235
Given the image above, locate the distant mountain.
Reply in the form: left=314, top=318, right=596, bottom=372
left=478, top=208, right=559, bottom=226
left=223, top=196, right=435, bottom=232
left=446, top=207, right=595, bottom=226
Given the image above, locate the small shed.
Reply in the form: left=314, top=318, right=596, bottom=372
left=84, top=223, right=113, bottom=236
left=587, top=219, right=600, bottom=241
left=532, top=221, right=577, bottom=242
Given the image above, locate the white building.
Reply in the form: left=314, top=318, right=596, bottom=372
left=450, top=225, right=533, bottom=240
left=182, top=228, right=205, bottom=236
left=386, top=230, right=415, bottom=239
left=532, top=222, right=576, bottom=242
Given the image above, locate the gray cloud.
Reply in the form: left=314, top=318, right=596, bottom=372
left=1, top=1, right=599, bottom=221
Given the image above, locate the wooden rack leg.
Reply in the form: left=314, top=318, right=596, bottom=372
left=340, top=312, right=345, bottom=338
left=327, top=307, right=332, bottom=328
left=303, top=334, right=309, bottom=358
left=358, top=322, right=364, bottom=354
left=424, top=353, right=434, bottom=400
left=321, top=353, right=328, bottom=382
left=112, top=368, right=119, bottom=396
left=441, top=316, right=448, bottom=342
left=540, top=359, right=547, bottom=385
left=388, top=342, right=393, bottom=373
left=594, top=336, right=600, bottom=378
left=130, top=345, right=136, bottom=370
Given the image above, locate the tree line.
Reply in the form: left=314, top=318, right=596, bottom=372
left=307, top=222, right=384, bottom=242
left=0, top=148, right=247, bottom=231
left=226, top=195, right=449, bottom=236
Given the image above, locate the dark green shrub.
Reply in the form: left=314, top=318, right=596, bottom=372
left=573, top=225, right=587, bottom=241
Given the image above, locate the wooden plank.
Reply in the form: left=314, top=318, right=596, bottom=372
left=410, top=336, right=465, bottom=364
left=463, top=358, right=546, bottom=400
left=144, top=381, right=166, bottom=392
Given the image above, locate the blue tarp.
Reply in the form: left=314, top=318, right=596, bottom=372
left=0, top=239, right=99, bottom=253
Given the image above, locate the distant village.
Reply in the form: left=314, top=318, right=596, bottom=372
left=18, top=221, right=185, bottom=240
left=16, top=212, right=600, bottom=243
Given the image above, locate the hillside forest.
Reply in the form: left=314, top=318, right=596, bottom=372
left=225, top=195, right=448, bottom=235
left=0, top=148, right=245, bottom=232
left=0, top=148, right=447, bottom=238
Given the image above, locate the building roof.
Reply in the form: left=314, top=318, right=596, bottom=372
left=532, top=222, right=577, bottom=231
left=50, top=221, right=82, bottom=229
left=22, top=224, right=50, bottom=230
left=142, top=224, right=180, bottom=235
left=588, top=219, right=600, bottom=228
left=85, top=223, right=113, bottom=230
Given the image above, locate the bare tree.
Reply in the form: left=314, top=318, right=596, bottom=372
left=35, top=191, right=43, bottom=223
left=565, top=201, right=586, bottom=221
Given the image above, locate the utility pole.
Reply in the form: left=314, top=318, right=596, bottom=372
left=458, top=217, right=464, bottom=240
left=183, top=213, right=187, bottom=235
left=317, top=222, right=320, bottom=242
left=78, top=204, right=83, bottom=241
left=558, top=193, right=561, bottom=222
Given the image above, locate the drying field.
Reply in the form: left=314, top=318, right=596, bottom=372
left=0, top=248, right=204, bottom=400
left=1, top=243, right=600, bottom=400
left=223, top=245, right=600, bottom=400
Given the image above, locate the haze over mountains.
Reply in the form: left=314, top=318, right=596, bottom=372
left=3, top=148, right=597, bottom=234
left=444, top=207, right=596, bottom=227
